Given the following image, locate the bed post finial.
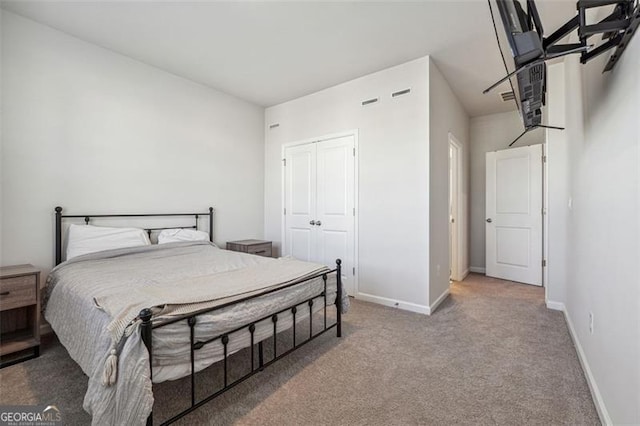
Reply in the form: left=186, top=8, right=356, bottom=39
left=55, top=207, right=63, bottom=266
left=335, top=259, right=342, bottom=338
left=208, top=207, right=214, bottom=242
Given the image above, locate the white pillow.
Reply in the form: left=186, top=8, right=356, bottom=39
left=66, top=224, right=151, bottom=260
left=157, top=229, right=210, bottom=244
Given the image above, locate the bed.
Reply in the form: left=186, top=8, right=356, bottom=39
left=45, top=207, right=348, bottom=425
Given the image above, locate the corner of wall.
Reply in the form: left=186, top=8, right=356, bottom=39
left=427, top=58, right=470, bottom=305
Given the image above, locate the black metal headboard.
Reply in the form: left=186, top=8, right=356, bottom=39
left=54, top=206, right=214, bottom=266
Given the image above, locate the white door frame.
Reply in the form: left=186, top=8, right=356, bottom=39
left=281, top=129, right=359, bottom=296
left=542, top=141, right=548, bottom=295
left=448, top=133, right=464, bottom=282
left=540, top=143, right=546, bottom=289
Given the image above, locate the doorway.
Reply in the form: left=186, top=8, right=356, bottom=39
left=282, top=132, right=357, bottom=296
left=449, top=133, right=463, bottom=282
left=485, top=144, right=543, bottom=286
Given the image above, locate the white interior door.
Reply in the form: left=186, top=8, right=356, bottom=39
left=284, top=135, right=356, bottom=296
left=316, top=136, right=355, bottom=296
left=284, top=143, right=317, bottom=262
left=486, top=144, right=542, bottom=286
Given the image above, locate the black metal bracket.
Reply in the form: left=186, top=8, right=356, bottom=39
left=544, top=16, right=580, bottom=49
left=486, top=0, right=638, bottom=98
left=602, top=3, right=640, bottom=70
left=483, top=45, right=588, bottom=95
left=508, top=124, right=565, bottom=147
left=543, top=0, right=639, bottom=72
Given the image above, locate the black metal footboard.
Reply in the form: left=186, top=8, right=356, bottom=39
left=140, top=259, right=343, bottom=426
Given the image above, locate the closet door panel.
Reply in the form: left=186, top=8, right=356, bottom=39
left=316, top=136, right=355, bottom=295
left=284, top=135, right=356, bottom=296
left=284, top=143, right=316, bottom=262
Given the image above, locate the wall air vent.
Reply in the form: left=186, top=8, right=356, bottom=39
left=269, top=123, right=280, bottom=129
left=361, top=97, right=379, bottom=106
left=500, top=91, right=516, bottom=102
left=391, top=88, right=411, bottom=98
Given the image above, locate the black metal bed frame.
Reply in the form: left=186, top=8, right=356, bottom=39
left=53, top=207, right=342, bottom=426
left=54, top=206, right=214, bottom=266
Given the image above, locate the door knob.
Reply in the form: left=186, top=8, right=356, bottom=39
left=315, top=221, right=322, bottom=226
left=486, top=218, right=492, bottom=223
left=309, top=220, right=316, bottom=226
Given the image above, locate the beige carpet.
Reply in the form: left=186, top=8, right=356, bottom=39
left=0, top=274, right=599, bottom=425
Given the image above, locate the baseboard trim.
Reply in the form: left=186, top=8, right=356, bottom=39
left=429, top=288, right=450, bottom=314
left=469, top=266, right=486, bottom=274
left=461, top=268, right=470, bottom=280
left=546, top=300, right=565, bottom=311
left=547, top=301, right=612, bottom=425
left=356, top=292, right=430, bottom=315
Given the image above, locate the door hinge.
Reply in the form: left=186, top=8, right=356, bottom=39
left=282, top=158, right=286, bottom=166
left=284, top=208, right=286, bottom=215
left=353, top=147, right=356, bottom=156
left=352, top=267, right=355, bottom=275
left=353, top=207, right=355, bottom=216
left=542, top=259, right=547, bottom=267
left=542, top=155, right=546, bottom=163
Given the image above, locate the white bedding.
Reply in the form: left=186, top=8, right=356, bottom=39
left=66, top=223, right=151, bottom=260
left=44, top=241, right=347, bottom=425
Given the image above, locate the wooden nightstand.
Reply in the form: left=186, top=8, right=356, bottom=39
left=0, top=264, right=41, bottom=368
left=226, top=240, right=273, bottom=257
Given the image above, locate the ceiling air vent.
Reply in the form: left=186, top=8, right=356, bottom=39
left=500, top=91, right=516, bottom=102
left=361, top=97, right=379, bottom=106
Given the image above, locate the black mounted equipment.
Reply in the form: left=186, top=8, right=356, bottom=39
left=485, top=0, right=639, bottom=145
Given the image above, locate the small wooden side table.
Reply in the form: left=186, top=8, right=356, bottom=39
left=0, top=264, right=41, bottom=368
left=226, top=240, right=273, bottom=257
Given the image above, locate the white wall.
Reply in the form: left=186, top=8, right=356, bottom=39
left=1, top=12, right=265, bottom=274
left=544, top=62, right=569, bottom=305
left=546, top=35, right=639, bottom=424
left=428, top=59, right=469, bottom=305
left=265, top=57, right=431, bottom=311
left=469, top=110, right=544, bottom=270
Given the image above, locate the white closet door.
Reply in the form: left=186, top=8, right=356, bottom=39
left=485, top=144, right=542, bottom=286
left=283, top=134, right=356, bottom=296
left=316, top=136, right=355, bottom=296
left=284, top=143, right=317, bottom=262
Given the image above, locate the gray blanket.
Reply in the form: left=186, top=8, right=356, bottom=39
left=45, top=241, right=349, bottom=426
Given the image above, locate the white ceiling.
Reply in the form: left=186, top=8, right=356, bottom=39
left=1, top=1, right=577, bottom=117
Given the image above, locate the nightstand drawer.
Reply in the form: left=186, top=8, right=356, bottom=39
left=227, top=240, right=273, bottom=258
left=0, top=275, right=37, bottom=311
left=247, top=243, right=272, bottom=257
